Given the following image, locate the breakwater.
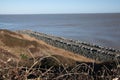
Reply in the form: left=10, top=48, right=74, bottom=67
left=17, top=30, right=120, bottom=62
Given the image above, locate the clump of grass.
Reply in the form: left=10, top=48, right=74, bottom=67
left=20, top=53, right=28, bottom=60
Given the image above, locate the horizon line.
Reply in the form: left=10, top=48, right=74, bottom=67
left=0, top=12, right=120, bottom=15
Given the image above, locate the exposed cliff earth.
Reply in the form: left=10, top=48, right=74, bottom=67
left=0, top=29, right=119, bottom=80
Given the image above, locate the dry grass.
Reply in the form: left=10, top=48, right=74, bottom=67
left=0, top=29, right=119, bottom=80
left=0, top=54, right=119, bottom=80
left=0, top=29, right=94, bottom=62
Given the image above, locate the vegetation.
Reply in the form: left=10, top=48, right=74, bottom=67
left=0, top=55, right=119, bottom=80
left=0, top=29, right=119, bottom=80
left=20, top=53, right=28, bottom=60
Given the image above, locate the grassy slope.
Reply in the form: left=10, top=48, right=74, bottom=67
left=0, top=29, right=119, bottom=80
left=0, top=29, right=95, bottom=66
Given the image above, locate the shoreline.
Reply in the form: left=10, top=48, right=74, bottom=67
left=17, top=30, right=120, bottom=62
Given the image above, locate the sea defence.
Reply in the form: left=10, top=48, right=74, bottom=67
left=17, top=30, right=120, bottom=62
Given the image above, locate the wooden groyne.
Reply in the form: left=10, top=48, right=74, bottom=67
left=17, top=30, right=120, bottom=62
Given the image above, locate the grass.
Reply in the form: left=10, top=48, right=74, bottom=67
left=0, top=49, right=119, bottom=80
left=0, top=29, right=119, bottom=80
left=0, top=29, right=95, bottom=62
left=20, top=54, right=28, bottom=60
left=0, top=55, right=119, bottom=80
left=0, top=34, right=39, bottom=48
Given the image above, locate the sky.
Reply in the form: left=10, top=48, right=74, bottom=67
left=0, top=0, right=120, bottom=14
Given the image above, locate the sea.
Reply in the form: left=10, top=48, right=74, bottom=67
left=0, top=13, right=120, bottom=50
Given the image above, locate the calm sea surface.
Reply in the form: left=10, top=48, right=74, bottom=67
left=0, top=14, right=120, bottom=49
